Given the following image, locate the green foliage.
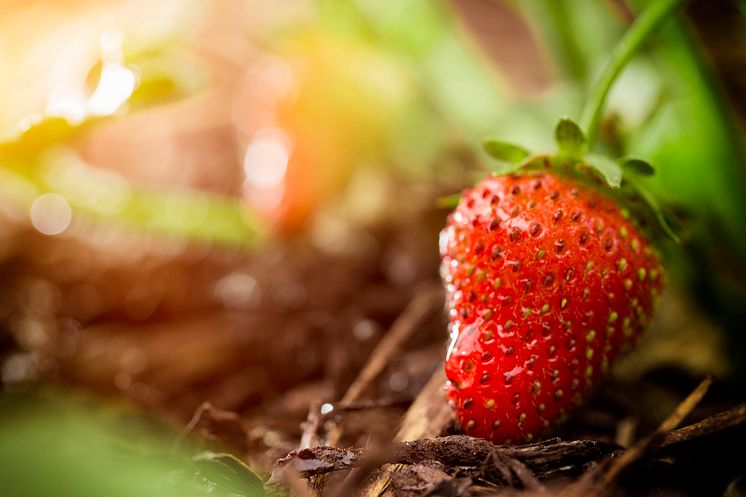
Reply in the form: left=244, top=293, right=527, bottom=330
left=623, top=176, right=682, bottom=244
left=0, top=394, right=265, bottom=497
left=585, top=153, right=622, bottom=189
left=554, top=117, right=587, bottom=159
left=0, top=116, right=265, bottom=247
left=192, top=452, right=265, bottom=496
left=323, top=0, right=510, bottom=141
left=626, top=14, right=746, bottom=258
left=482, top=139, right=530, bottom=164
left=578, top=0, right=688, bottom=145
left=1, top=154, right=265, bottom=247
left=621, top=158, right=656, bottom=176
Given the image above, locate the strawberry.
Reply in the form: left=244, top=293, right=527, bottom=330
left=440, top=169, right=663, bottom=444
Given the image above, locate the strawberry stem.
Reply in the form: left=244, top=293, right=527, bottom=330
left=579, top=0, right=687, bottom=147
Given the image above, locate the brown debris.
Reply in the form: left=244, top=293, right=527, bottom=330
left=179, top=401, right=252, bottom=452
left=270, top=375, right=746, bottom=496
left=271, top=436, right=619, bottom=481
left=324, top=286, right=444, bottom=448
left=272, top=446, right=364, bottom=482
left=339, top=287, right=445, bottom=406
left=387, top=462, right=452, bottom=497
left=361, top=368, right=454, bottom=497
left=661, top=402, right=746, bottom=448
left=562, top=377, right=712, bottom=497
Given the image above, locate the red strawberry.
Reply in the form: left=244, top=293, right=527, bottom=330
left=440, top=170, right=663, bottom=444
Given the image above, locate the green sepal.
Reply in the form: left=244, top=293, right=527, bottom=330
left=585, top=153, right=623, bottom=189
left=555, top=117, right=587, bottom=158
left=437, top=193, right=461, bottom=209
left=491, top=161, right=526, bottom=175
left=623, top=177, right=682, bottom=244
left=621, top=158, right=655, bottom=176
left=483, top=138, right=530, bottom=164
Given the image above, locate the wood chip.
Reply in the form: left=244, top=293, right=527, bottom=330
left=273, top=435, right=618, bottom=481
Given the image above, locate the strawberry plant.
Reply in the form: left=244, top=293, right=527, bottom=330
left=441, top=0, right=685, bottom=443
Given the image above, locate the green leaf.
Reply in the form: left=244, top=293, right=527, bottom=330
left=0, top=394, right=265, bottom=497
left=193, top=452, right=264, bottom=497
left=621, top=158, right=655, bottom=176
left=554, top=117, right=587, bottom=158
left=482, top=139, right=530, bottom=163
left=586, top=153, right=623, bottom=189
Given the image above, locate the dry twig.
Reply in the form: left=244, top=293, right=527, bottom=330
left=566, top=376, right=712, bottom=497
left=325, top=286, right=443, bottom=447
left=272, top=436, right=618, bottom=481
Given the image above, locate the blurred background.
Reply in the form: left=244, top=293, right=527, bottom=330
left=1, top=0, right=746, bottom=496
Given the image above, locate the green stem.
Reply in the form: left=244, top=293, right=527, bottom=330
left=579, top=0, right=687, bottom=147
left=544, top=0, right=588, bottom=84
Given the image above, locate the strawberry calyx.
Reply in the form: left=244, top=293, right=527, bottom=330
left=472, top=0, right=689, bottom=245
left=479, top=117, right=681, bottom=245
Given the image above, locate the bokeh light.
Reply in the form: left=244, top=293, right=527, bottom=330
left=30, top=193, right=72, bottom=235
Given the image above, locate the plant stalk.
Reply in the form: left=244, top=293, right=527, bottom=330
left=579, top=0, right=687, bottom=147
